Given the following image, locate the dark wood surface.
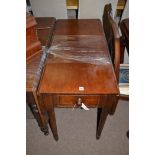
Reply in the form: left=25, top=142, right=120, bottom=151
left=26, top=51, right=49, bottom=135
left=26, top=51, right=43, bottom=92
left=39, top=35, right=118, bottom=95
left=26, top=17, right=56, bottom=135
left=38, top=19, right=119, bottom=140
left=54, top=19, right=104, bottom=35
left=120, top=18, right=129, bottom=54
left=103, top=4, right=121, bottom=82
left=27, top=17, right=56, bottom=92
left=35, top=17, right=56, bottom=47
left=26, top=15, right=42, bottom=60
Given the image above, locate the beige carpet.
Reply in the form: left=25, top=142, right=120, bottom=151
left=26, top=100, right=129, bottom=155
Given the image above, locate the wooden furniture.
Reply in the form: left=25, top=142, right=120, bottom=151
left=26, top=16, right=56, bottom=135
left=120, top=19, right=129, bottom=99
left=103, top=4, right=129, bottom=139
left=117, top=0, right=126, bottom=10
left=115, top=0, right=127, bottom=24
left=103, top=4, right=129, bottom=97
left=38, top=19, right=119, bottom=141
left=66, top=0, right=79, bottom=19
left=66, top=0, right=78, bottom=9
left=35, top=17, right=56, bottom=47
left=120, top=0, right=129, bottom=61
left=26, top=14, right=41, bottom=60
left=26, top=52, right=49, bottom=135
left=103, top=3, right=120, bottom=82
left=120, top=18, right=129, bottom=54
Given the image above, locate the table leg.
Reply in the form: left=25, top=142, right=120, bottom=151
left=97, top=108, right=102, bottom=129
left=26, top=92, right=49, bottom=135
left=47, top=108, right=59, bottom=141
left=96, top=107, right=108, bottom=139
left=40, top=126, right=49, bottom=135
left=42, top=95, right=59, bottom=141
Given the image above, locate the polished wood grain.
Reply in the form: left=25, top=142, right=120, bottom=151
left=41, top=95, right=59, bottom=140
left=26, top=17, right=56, bottom=135
left=26, top=51, right=43, bottom=91
left=54, top=19, right=104, bottom=35
left=120, top=18, right=129, bottom=54
left=26, top=92, right=49, bottom=135
left=35, top=17, right=56, bottom=47
left=38, top=19, right=119, bottom=140
left=96, top=4, right=121, bottom=139
left=96, top=107, right=108, bottom=139
left=103, top=4, right=121, bottom=82
left=26, top=15, right=41, bottom=60
left=26, top=51, right=49, bottom=135
left=39, top=35, right=118, bottom=95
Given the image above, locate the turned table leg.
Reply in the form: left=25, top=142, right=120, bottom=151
left=42, top=94, right=59, bottom=141
left=96, top=107, right=108, bottom=139
left=40, top=126, right=49, bottom=135
left=26, top=92, right=49, bottom=135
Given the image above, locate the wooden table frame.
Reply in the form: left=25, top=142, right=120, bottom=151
left=26, top=17, right=56, bottom=135
left=40, top=94, right=118, bottom=140
left=38, top=19, right=119, bottom=141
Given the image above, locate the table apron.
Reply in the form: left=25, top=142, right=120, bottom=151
left=41, top=94, right=118, bottom=114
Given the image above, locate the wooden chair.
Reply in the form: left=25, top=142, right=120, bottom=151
left=103, top=3, right=120, bottom=82
left=103, top=3, right=129, bottom=97
left=103, top=4, right=129, bottom=139
left=120, top=0, right=129, bottom=63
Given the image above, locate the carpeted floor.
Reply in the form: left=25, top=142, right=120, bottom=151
left=26, top=100, right=129, bottom=155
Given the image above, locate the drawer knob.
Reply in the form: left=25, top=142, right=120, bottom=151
left=72, top=98, right=89, bottom=111
left=77, top=98, right=82, bottom=106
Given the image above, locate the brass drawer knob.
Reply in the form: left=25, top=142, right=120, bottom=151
left=77, top=98, right=82, bottom=106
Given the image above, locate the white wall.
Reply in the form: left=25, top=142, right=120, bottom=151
left=78, top=0, right=118, bottom=21
left=30, top=0, right=118, bottom=20
left=121, top=0, right=129, bottom=20
left=30, top=0, right=67, bottom=18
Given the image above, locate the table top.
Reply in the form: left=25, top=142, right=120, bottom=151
left=35, top=17, right=56, bottom=46
left=26, top=17, right=56, bottom=92
left=26, top=51, right=43, bottom=92
left=35, top=17, right=56, bottom=29
left=38, top=19, right=119, bottom=95
left=54, top=19, right=103, bottom=35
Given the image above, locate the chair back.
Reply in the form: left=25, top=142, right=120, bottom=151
left=103, top=3, right=120, bottom=82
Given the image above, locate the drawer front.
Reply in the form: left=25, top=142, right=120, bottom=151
left=57, top=95, right=100, bottom=107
